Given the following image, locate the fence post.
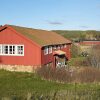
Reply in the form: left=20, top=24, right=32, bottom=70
left=75, top=82, right=77, bottom=100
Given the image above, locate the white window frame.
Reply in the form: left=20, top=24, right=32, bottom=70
left=0, top=44, right=24, bottom=56
left=44, top=47, right=48, bottom=55
left=49, top=46, right=52, bottom=54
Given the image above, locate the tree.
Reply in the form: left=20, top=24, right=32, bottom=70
left=87, top=45, right=100, bottom=68
left=71, top=44, right=80, bottom=58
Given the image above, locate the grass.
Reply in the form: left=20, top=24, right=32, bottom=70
left=0, top=69, right=100, bottom=98
left=0, top=70, right=72, bottom=97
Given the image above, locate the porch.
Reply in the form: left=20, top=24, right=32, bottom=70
left=53, top=50, right=68, bottom=68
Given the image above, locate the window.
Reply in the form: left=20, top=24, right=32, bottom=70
left=53, top=46, right=56, bottom=50
left=57, top=45, right=60, bottom=50
left=4, top=45, right=8, bottom=54
left=44, top=47, right=48, bottom=55
left=0, top=44, right=24, bottom=56
left=64, top=44, right=67, bottom=48
left=17, top=46, right=23, bottom=54
left=61, top=45, right=64, bottom=49
left=49, top=46, right=52, bottom=54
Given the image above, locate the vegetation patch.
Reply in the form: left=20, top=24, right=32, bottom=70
left=54, top=30, right=100, bottom=41
left=0, top=69, right=100, bottom=99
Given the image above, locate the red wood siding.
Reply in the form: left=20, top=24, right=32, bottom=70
left=41, top=51, right=53, bottom=65
left=41, top=44, right=71, bottom=65
left=0, top=27, right=41, bottom=67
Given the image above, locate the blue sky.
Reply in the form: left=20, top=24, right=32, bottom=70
left=0, top=0, right=100, bottom=30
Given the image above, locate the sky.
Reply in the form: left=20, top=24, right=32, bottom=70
left=0, top=0, right=100, bottom=30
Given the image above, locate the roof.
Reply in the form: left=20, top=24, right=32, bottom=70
left=53, top=50, right=66, bottom=55
left=3, top=25, right=71, bottom=46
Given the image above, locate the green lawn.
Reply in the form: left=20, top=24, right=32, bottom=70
left=0, top=70, right=100, bottom=98
left=0, top=70, right=72, bottom=97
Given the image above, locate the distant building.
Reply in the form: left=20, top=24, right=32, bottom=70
left=77, top=40, right=100, bottom=55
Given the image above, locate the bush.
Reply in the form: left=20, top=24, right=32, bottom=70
left=53, top=68, right=71, bottom=82
left=76, top=59, right=90, bottom=66
left=87, top=45, right=100, bottom=68
left=36, top=66, right=72, bottom=83
left=36, top=66, right=54, bottom=80
left=77, top=67, right=100, bottom=83
left=37, top=66, right=100, bottom=83
left=71, top=44, right=80, bottom=58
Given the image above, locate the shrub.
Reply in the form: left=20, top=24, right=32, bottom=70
left=77, top=67, right=100, bottom=83
left=36, top=66, right=54, bottom=80
left=53, top=68, right=71, bottom=82
left=37, top=66, right=100, bottom=83
left=87, top=45, right=100, bottom=68
left=36, top=66, right=72, bottom=83
left=71, top=44, right=80, bottom=58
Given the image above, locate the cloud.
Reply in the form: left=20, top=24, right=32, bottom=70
left=80, top=25, right=89, bottom=28
left=47, top=21, right=63, bottom=25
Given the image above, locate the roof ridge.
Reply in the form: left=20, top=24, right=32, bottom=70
left=8, top=24, right=51, bottom=32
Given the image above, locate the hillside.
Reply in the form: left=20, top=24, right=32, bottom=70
left=53, top=30, right=100, bottom=41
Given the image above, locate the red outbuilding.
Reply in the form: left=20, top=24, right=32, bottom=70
left=0, top=25, right=71, bottom=68
left=79, top=40, right=100, bottom=45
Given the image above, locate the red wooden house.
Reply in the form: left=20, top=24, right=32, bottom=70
left=0, top=25, right=71, bottom=68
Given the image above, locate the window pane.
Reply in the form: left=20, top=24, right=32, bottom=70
left=13, top=46, right=15, bottom=54
left=61, top=45, right=63, bottom=49
left=9, top=46, right=12, bottom=54
left=49, top=46, right=52, bottom=54
left=53, top=46, right=56, bottom=50
left=64, top=44, right=67, bottom=48
left=57, top=45, right=60, bottom=50
left=44, top=47, right=48, bottom=55
left=4, top=46, right=8, bottom=54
